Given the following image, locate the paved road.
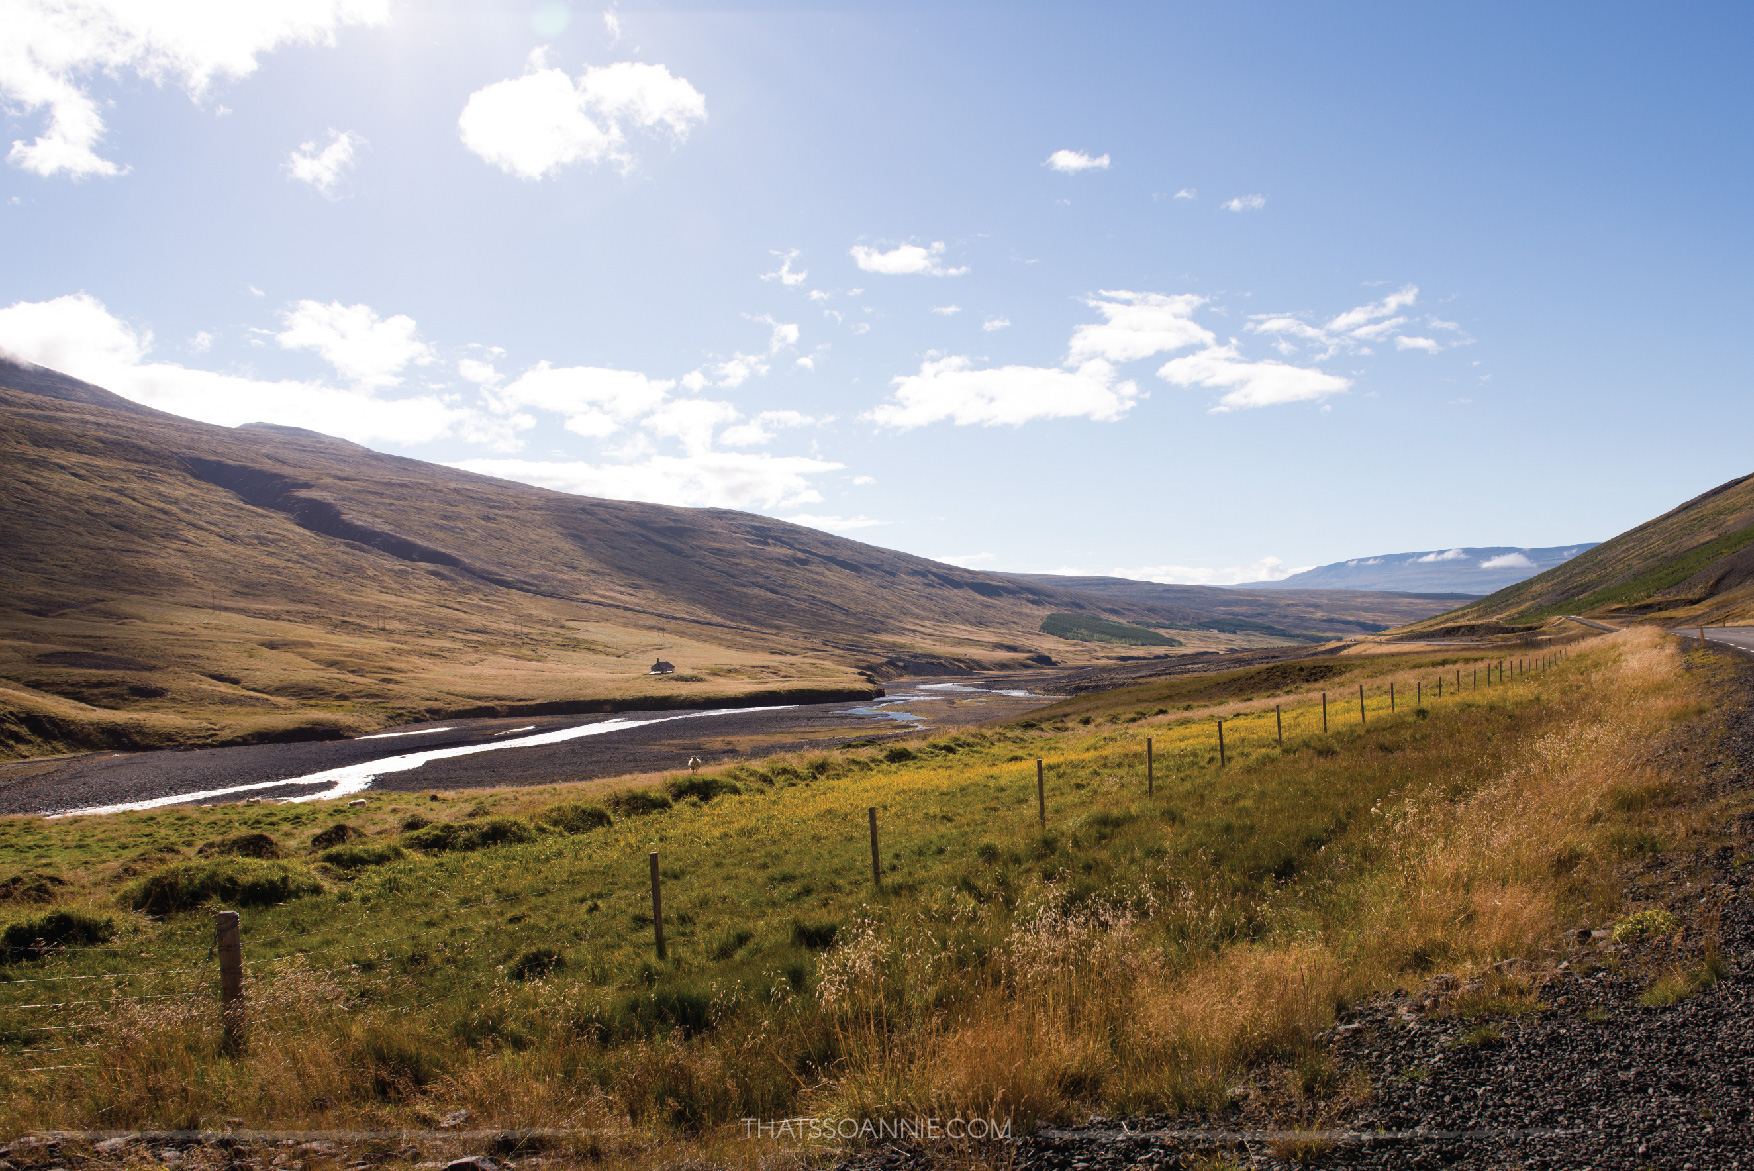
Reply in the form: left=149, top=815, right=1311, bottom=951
left=0, top=680, right=1060, bottom=817
left=1562, top=615, right=1621, bottom=632
left=1675, top=624, right=1754, bottom=654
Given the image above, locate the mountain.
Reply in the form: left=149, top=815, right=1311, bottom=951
left=1238, top=544, right=1599, bottom=594
left=0, top=359, right=1468, bottom=757
left=1404, top=473, right=1754, bottom=632
left=998, top=574, right=1466, bottom=638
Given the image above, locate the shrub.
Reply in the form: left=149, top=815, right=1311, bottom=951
left=1, top=910, right=115, bottom=961
left=1612, top=909, right=1678, bottom=942
left=606, top=789, right=673, bottom=817
left=126, top=859, right=323, bottom=914
left=321, top=843, right=407, bottom=870
left=882, top=746, right=916, bottom=763
left=403, top=817, right=537, bottom=854
left=0, top=871, right=68, bottom=904
left=309, top=823, right=360, bottom=849
left=790, top=918, right=839, bottom=950
left=542, top=803, right=612, bottom=833
left=509, top=947, right=567, bottom=981
left=665, top=776, right=742, bottom=803
left=196, top=832, right=283, bottom=859
left=399, top=814, right=432, bottom=832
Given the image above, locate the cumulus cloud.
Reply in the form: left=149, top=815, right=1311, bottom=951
left=931, top=304, right=961, bottom=316
left=458, top=56, right=705, bottom=179
left=1067, top=291, right=1212, bottom=365
left=1221, top=193, right=1267, bottom=211
left=0, top=292, right=498, bottom=447
left=3, top=0, right=389, bottom=178
left=1104, top=556, right=1306, bottom=586
left=454, top=453, right=839, bottom=511
left=1173, top=187, right=1196, bottom=200
left=1157, top=343, right=1350, bottom=411
left=982, top=317, right=1010, bottom=332
left=490, top=362, right=673, bottom=438
left=285, top=129, right=363, bottom=196
left=761, top=249, right=806, bottom=286
left=276, top=301, right=432, bottom=388
left=867, top=356, right=1137, bottom=430
left=1480, top=552, right=1535, bottom=570
left=849, top=241, right=966, bottom=276
left=720, top=409, right=814, bottom=447
left=1046, top=149, right=1109, bottom=173
left=1416, top=548, right=1468, bottom=563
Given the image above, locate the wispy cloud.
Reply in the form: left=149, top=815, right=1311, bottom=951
left=1221, top=193, right=1267, bottom=212
left=1415, top=548, right=1467, bottom=562
left=1103, top=556, right=1307, bottom=586
left=285, top=130, right=364, bottom=197
left=982, top=317, right=1010, bottom=332
left=761, top=249, right=807, bottom=286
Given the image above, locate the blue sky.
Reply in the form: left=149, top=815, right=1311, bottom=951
left=2, top=1, right=1749, bottom=583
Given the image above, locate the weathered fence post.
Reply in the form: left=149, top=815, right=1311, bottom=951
left=1437, top=676, right=1442, bottom=699
left=1359, top=683, right=1366, bottom=725
left=1417, top=681, right=1422, bottom=706
left=1036, top=758, right=1046, bottom=827
left=215, top=909, right=246, bottom=1055
left=1276, top=704, right=1283, bottom=745
left=1390, top=682, right=1395, bottom=712
left=1146, top=737, right=1154, bottom=796
left=868, top=807, right=881, bottom=888
left=1217, top=720, right=1226, bottom=766
left=648, top=851, right=666, bottom=960
left=1322, top=691, right=1328, bottom=733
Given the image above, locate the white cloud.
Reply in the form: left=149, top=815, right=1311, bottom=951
left=457, top=357, right=502, bottom=387
left=1249, top=286, right=1439, bottom=360
left=1105, top=556, right=1307, bottom=586
left=188, top=330, right=212, bottom=353
left=849, top=241, right=966, bottom=276
left=602, top=8, right=621, bottom=41
left=1173, top=188, right=1196, bottom=200
left=780, top=513, right=888, bottom=533
left=982, top=317, right=1010, bottom=332
left=1157, top=343, right=1350, bottom=411
left=1415, top=548, right=1468, bottom=563
left=720, top=409, right=814, bottom=447
left=0, top=292, right=497, bottom=447
left=453, top=453, right=840, bottom=511
left=1066, top=290, right=1212, bottom=364
left=936, top=551, right=994, bottom=567
left=276, top=300, right=432, bottom=389
left=867, top=356, right=1137, bottom=430
left=851, top=475, right=875, bottom=485
left=285, top=129, right=363, bottom=196
left=491, top=362, right=673, bottom=438
left=642, top=397, right=741, bottom=454
left=3, top=0, right=389, bottom=178
left=761, top=249, right=806, bottom=286
left=1480, top=552, right=1535, bottom=570
left=931, top=304, right=961, bottom=316
left=1046, top=149, right=1109, bottom=173
left=458, top=58, right=705, bottom=179
left=1221, top=194, right=1267, bottom=212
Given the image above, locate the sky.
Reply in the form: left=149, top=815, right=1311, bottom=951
left=1, top=1, right=1750, bottom=585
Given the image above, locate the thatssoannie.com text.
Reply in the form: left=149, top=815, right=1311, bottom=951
left=742, top=1116, right=1013, bottom=1141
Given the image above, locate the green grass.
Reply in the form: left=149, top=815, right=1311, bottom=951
left=1040, top=613, right=1183, bottom=647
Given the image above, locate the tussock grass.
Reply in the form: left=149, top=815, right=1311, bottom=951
left=0, top=632, right=1726, bottom=1163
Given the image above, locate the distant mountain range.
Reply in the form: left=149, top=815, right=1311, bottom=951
left=1240, top=545, right=1600, bottom=594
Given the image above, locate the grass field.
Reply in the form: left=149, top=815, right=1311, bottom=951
left=0, top=629, right=1731, bottom=1164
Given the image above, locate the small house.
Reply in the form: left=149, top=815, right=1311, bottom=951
left=650, top=659, right=676, bottom=675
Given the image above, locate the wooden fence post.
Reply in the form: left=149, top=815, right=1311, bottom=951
left=1456, top=669, right=1461, bottom=690
left=1359, top=683, right=1366, bottom=725
left=215, top=909, right=246, bottom=1055
left=649, top=851, right=666, bottom=961
left=1276, top=704, right=1283, bottom=745
left=868, top=807, right=881, bottom=888
left=1390, top=682, right=1395, bottom=712
left=1321, top=692, right=1328, bottom=733
left=1417, top=680, right=1421, bottom=706
left=1146, top=737, right=1154, bottom=796
left=1437, top=676, right=1442, bottom=699
left=1217, top=720, right=1226, bottom=766
left=1036, top=758, right=1046, bottom=827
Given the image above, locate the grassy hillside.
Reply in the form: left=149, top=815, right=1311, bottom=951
left=0, top=629, right=1727, bottom=1161
left=1404, top=472, right=1754, bottom=631
left=0, top=363, right=1465, bottom=757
